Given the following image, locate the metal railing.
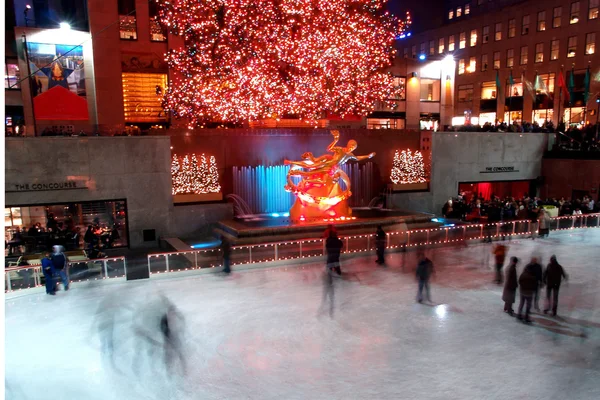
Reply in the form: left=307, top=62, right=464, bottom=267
left=5, top=256, right=127, bottom=293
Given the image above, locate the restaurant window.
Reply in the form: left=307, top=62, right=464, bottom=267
left=468, top=57, right=476, bottom=73
left=481, top=54, right=488, bottom=71
left=495, top=22, right=502, bottom=41
left=481, top=81, right=497, bottom=99
left=506, top=49, right=514, bottom=68
left=420, top=78, right=441, bottom=102
left=590, top=0, right=599, bottom=19
left=122, top=73, right=168, bottom=122
left=465, top=4, right=471, bottom=15
left=537, top=11, right=546, bottom=31
left=429, top=40, right=435, bottom=55
left=483, top=25, right=490, bottom=43
left=553, top=7, right=562, bottom=27
left=536, top=73, right=555, bottom=95
left=470, top=29, right=477, bottom=46
left=457, top=7, right=463, bottom=17
left=458, top=59, right=465, bottom=75
left=567, top=36, right=577, bottom=57
left=508, top=19, right=516, bottom=38
left=586, top=33, right=596, bottom=55
left=149, top=0, right=166, bottom=42
left=449, top=10, right=454, bottom=19
left=522, top=15, right=530, bottom=35
left=5, top=63, right=20, bottom=89
left=439, top=38, right=445, bottom=54
left=493, top=51, right=500, bottom=69
left=459, top=32, right=466, bottom=49
left=119, top=0, right=137, bottom=40
left=367, top=118, right=405, bottom=130
left=535, top=43, right=544, bottom=63
left=449, top=35, right=455, bottom=52
left=570, top=2, right=580, bottom=24
left=520, top=46, right=528, bottom=65
left=551, top=40, right=560, bottom=60
left=458, top=84, right=474, bottom=102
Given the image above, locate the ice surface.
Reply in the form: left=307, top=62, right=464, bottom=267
left=5, top=230, right=600, bottom=400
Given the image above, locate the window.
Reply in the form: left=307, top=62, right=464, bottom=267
left=470, top=29, right=477, bottom=46
left=458, top=59, right=466, bottom=75
left=493, top=51, right=500, bottom=69
left=520, top=46, right=528, bottom=65
left=122, top=73, right=168, bottom=122
left=506, top=80, right=523, bottom=97
left=481, top=81, right=497, bottom=99
left=508, top=19, right=516, bottom=38
left=506, top=49, right=514, bottom=68
left=449, top=35, right=456, bottom=52
left=570, top=2, right=580, bottom=24
left=586, top=33, right=596, bottom=55
left=535, top=73, right=555, bottom=95
left=535, top=43, right=544, bottom=63
left=439, top=38, right=445, bottom=54
left=483, top=25, right=490, bottom=43
left=119, top=0, right=137, bottom=40
left=458, top=84, right=474, bottom=102
left=412, top=45, right=417, bottom=58
left=481, top=54, right=488, bottom=71
left=551, top=39, right=560, bottom=60
left=459, top=32, right=466, bottom=49
left=403, top=48, right=408, bottom=58
left=420, top=78, right=441, bottom=101
left=522, top=15, right=530, bottom=35
left=567, top=36, right=577, bottom=57
left=457, top=7, right=463, bottom=17
left=449, top=10, right=454, bottom=19
left=590, top=0, right=599, bottom=19
left=466, top=4, right=471, bottom=14
left=5, top=64, right=20, bottom=89
left=495, top=23, right=502, bottom=41
left=420, top=42, right=426, bottom=55
left=390, top=76, right=407, bottom=100
left=468, top=57, right=477, bottom=73
left=537, top=11, right=546, bottom=31
left=553, top=7, right=562, bottom=27
left=429, top=40, right=435, bottom=55
left=149, top=0, right=166, bottom=42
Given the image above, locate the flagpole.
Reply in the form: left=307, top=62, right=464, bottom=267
left=558, top=65, right=563, bottom=129
left=521, top=69, right=525, bottom=125
left=509, top=69, right=512, bottom=125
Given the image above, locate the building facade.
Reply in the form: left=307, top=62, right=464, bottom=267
left=398, top=0, right=600, bottom=127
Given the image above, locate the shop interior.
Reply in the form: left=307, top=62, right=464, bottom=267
left=458, top=180, right=533, bottom=202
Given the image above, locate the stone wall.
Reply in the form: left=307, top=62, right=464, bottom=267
left=541, top=158, right=600, bottom=202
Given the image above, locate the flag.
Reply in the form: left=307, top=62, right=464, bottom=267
left=509, top=70, right=515, bottom=86
left=495, top=70, right=501, bottom=97
left=583, top=66, right=591, bottom=104
left=557, top=70, right=570, bottom=101
left=567, top=68, right=575, bottom=104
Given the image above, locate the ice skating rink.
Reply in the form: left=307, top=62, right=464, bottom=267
left=5, top=229, right=600, bottom=400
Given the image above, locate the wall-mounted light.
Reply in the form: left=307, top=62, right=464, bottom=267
left=446, top=75, right=451, bottom=81
left=409, top=72, right=418, bottom=79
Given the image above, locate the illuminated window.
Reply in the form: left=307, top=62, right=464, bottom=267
left=122, top=73, right=168, bottom=122
left=590, top=0, right=599, bottom=19
left=483, top=25, right=490, bottom=43
left=495, top=23, right=502, bottom=41
left=119, top=0, right=137, bottom=40
left=551, top=39, right=560, bottom=60
left=449, top=35, right=455, bottom=51
left=390, top=76, right=406, bottom=100
left=567, top=36, right=577, bottom=57
left=470, top=29, right=477, bottom=46
left=449, top=10, right=454, bottom=19
left=457, top=7, right=463, bottom=17
left=481, top=54, right=488, bottom=71
left=535, top=43, right=544, bottom=63
left=586, top=33, right=596, bottom=55
left=493, top=51, right=500, bottom=69
left=481, top=81, right=497, bottom=99
left=458, top=84, right=474, bottom=102
left=506, top=49, right=514, bottom=68
left=458, top=59, right=465, bottom=75
left=420, top=78, right=441, bottom=101
left=520, top=46, right=528, bottom=65
left=439, top=38, right=445, bottom=54
left=522, top=15, right=530, bottom=35
left=465, top=4, right=471, bottom=15
left=506, top=80, right=523, bottom=97
left=536, top=73, right=555, bottom=95
left=468, top=56, right=476, bottom=73
left=508, top=19, right=516, bottom=38
left=149, top=1, right=166, bottom=42
left=570, top=2, right=580, bottom=24
left=5, top=64, right=20, bottom=89
left=537, top=11, right=546, bottom=31
left=429, top=40, right=435, bottom=55
left=459, top=32, right=466, bottom=49
left=553, top=7, right=562, bottom=27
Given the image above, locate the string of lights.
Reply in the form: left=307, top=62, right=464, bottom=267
left=171, top=153, right=221, bottom=194
left=390, top=149, right=427, bottom=184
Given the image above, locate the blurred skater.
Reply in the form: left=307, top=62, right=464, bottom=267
left=325, top=231, right=343, bottom=275
left=160, top=299, right=187, bottom=374
left=319, top=267, right=336, bottom=318
left=416, top=251, right=434, bottom=303
left=492, top=243, right=507, bottom=284
left=51, top=245, right=69, bottom=291
left=221, top=237, right=231, bottom=273
left=41, top=251, right=56, bottom=295
left=375, top=225, right=386, bottom=265
left=502, top=257, right=519, bottom=315
left=517, top=266, right=536, bottom=323
left=538, top=209, right=551, bottom=238
left=323, top=224, right=337, bottom=239
left=524, top=257, right=543, bottom=311
left=543, top=255, right=568, bottom=316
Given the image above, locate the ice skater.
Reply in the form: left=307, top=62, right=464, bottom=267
left=502, top=257, right=519, bottom=315
left=416, top=251, right=434, bottom=304
left=375, top=225, right=386, bottom=265
left=160, top=299, right=187, bottom=374
left=319, top=267, right=336, bottom=318
left=492, top=243, right=507, bottom=284
left=325, top=231, right=343, bottom=275
left=41, top=251, right=56, bottom=295
left=221, top=237, right=231, bottom=274
left=517, top=266, right=536, bottom=323
left=524, top=256, right=543, bottom=311
left=543, top=255, right=568, bottom=316
left=51, top=245, right=69, bottom=291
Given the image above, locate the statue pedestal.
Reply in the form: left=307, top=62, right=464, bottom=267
left=289, top=198, right=352, bottom=221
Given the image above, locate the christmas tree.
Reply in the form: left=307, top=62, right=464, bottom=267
left=195, top=154, right=208, bottom=193
left=171, top=154, right=181, bottom=195
left=157, top=0, right=411, bottom=125
left=180, top=155, right=193, bottom=193
left=207, top=155, right=222, bottom=193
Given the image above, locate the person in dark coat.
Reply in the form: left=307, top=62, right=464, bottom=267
left=517, top=267, right=537, bottom=323
left=84, top=225, right=96, bottom=247
left=543, top=255, right=568, bottom=316
left=502, top=257, right=519, bottom=315
left=375, top=225, right=386, bottom=265
left=221, top=237, right=232, bottom=274
left=492, top=243, right=507, bottom=284
left=524, top=257, right=543, bottom=311
left=51, top=245, right=69, bottom=291
left=41, top=251, right=56, bottom=295
left=416, top=251, right=434, bottom=303
left=325, top=231, right=344, bottom=275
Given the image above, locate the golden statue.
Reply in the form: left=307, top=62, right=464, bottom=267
left=284, top=130, right=375, bottom=221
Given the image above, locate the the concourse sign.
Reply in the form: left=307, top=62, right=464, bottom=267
left=480, top=166, right=520, bottom=173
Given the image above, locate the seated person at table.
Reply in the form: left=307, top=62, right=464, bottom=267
left=84, top=225, right=96, bottom=246
left=86, top=243, right=106, bottom=259
left=106, top=225, right=120, bottom=248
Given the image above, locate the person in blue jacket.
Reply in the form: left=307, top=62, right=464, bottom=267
left=41, top=252, right=56, bottom=295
